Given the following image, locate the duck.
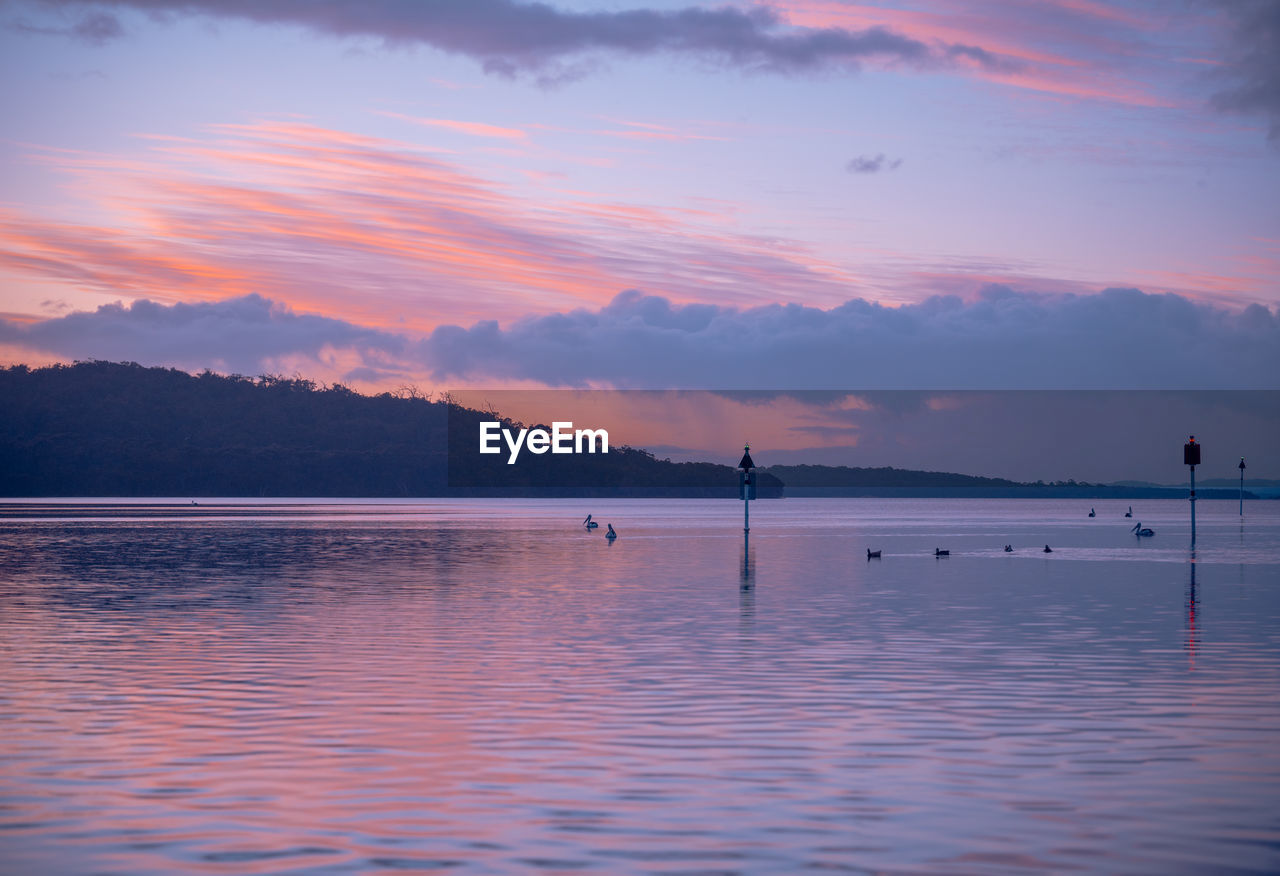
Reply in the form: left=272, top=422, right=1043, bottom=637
left=867, top=549, right=881, bottom=559
left=935, top=548, right=949, bottom=557
left=1131, top=522, right=1155, bottom=537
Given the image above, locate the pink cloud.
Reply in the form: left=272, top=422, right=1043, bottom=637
left=0, top=121, right=863, bottom=330
left=377, top=112, right=529, bottom=141
left=775, top=0, right=1199, bottom=107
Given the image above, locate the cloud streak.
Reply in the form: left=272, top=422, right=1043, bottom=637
left=28, top=0, right=1013, bottom=79
left=6, top=8, right=122, bottom=44
left=0, top=121, right=860, bottom=328
left=845, top=153, right=902, bottom=174
left=776, top=0, right=1186, bottom=107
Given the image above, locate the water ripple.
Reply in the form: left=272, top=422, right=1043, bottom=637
left=1, top=498, right=1279, bottom=873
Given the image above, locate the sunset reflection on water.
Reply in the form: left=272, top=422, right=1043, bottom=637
left=2, top=499, right=1279, bottom=873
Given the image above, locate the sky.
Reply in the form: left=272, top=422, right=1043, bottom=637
left=1, top=0, right=1278, bottom=476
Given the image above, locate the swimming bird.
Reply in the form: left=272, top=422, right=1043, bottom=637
left=1004, top=545, right=1013, bottom=552
left=606, top=524, right=617, bottom=540
left=1044, top=544, right=1053, bottom=553
left=583, top=514, right=598, bottom=529
left=1131, top=522, right=1155, bottom=537
left=1088, top=508, right=1096, bottom=517
left=1125, top=506, right=1133, bottom=518
left=935, top=548, right=949, bottom=557
left=867, top=549, right=881, bottom=559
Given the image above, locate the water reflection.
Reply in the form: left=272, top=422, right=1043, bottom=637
left=1186, top=559, right=1199, bottom=670
left=738, top=534, right=756, bottom=636
left=3, top=501, right=1280, bottom=874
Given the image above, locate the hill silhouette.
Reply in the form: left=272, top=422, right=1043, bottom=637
left=0, top=361, right=782, bottom=497
left=0, top=362, right=1261, bottom=500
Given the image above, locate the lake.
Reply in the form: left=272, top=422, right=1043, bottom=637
left=2, top=498, right=1279, bottom=873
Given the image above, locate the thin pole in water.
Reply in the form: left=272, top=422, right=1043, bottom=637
left=1239, top=457, right=1246, bottom=517
left=738, top=443, right=755, bottom=535
left=1184, top=436, right=1200, bottom=551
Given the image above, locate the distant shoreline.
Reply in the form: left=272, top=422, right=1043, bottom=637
left=0, top=489, right=1269, bottom=504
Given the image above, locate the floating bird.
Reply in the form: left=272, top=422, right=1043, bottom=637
left=1125, top=506, right=1133, bottom=518
left=935, top=548, right=949, bottom=557
left=583, top=514, right=598, bottom=529
left=1004, top=545, right=1013, bottom=552
left=606, top=524, right=617, bottom=540
left=1088, top=508, right=1096, bottom=517
left=1043, top=544, right=1053, bottom=553
left=1131, top=522, right=1155, bottom=537
left=867, top=549, right=881, bottom=559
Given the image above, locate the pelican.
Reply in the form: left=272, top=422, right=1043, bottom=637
left=606, top=524, right=617, bottom=540
left=1125, top=506, right=1133, bottom=518
left=1003, top=544, right=1013, bottom=552
left=1131, top=522, right=1155, bottom=537
left=1088, top=508, right=1096, bottom=517
left=1043, top=544, right=1053, bottom=553
left=935, top=548, right=949, bottom=557
left=867, top=549, right=881, bottom=559
left=583, top=514, right=598, bottom=529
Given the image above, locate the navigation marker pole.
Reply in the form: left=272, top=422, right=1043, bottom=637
left=1239, top=457, right=1246, bottom=517
left=738, top=443, right=756, bottom=535
left=1184, top=436, right=1200, bottom=551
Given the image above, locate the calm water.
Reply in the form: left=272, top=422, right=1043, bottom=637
left=2, top=498, right=1279, bottom=874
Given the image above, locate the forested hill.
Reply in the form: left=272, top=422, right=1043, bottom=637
left=0, top=362, right=1260, bottom=500
left=0, top=361, right=782, bottom=497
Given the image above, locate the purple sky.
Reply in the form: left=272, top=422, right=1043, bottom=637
left=0, top=1, right=1277, bottom=474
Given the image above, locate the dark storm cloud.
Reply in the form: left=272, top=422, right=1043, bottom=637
left=5, top=287, right=1277, bottom=391
left=25, top=0, right=1012, bottom=77
left=0, top=294, right=405, bottom=376
left=421, top=287, right=1280, bottom=389
left=1209, top=0, right=1280, bottom=140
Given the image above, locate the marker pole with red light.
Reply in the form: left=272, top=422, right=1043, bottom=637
left=1184, top=436, right=1200, bottom=549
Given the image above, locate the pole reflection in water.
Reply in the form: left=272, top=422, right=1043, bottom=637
left=739, top=531, right=756, bottom=634
left=1186, top=558, right=1199, bottom=671
left=740, top=532, right=755, bottom=592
